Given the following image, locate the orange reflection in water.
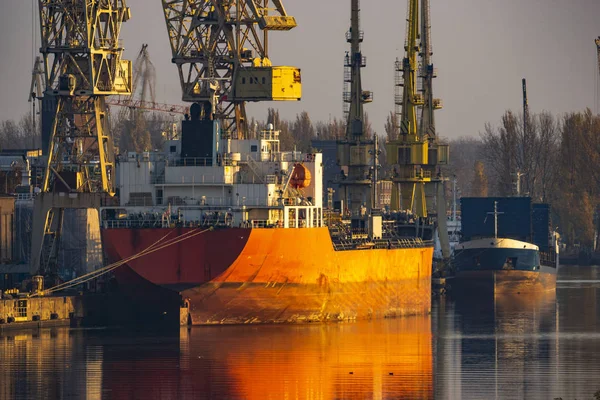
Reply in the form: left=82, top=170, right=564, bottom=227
left=180, top=316, right=432, bottom=400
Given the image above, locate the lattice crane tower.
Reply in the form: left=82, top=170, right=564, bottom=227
left=31, top=0, right=132, bottom=278
left=337, top=0, right=376, bottom=213
left=161, top=0, right=301, bottom=139
left=387, top=0, right=448, bottom=217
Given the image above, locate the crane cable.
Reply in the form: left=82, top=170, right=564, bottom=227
left=31, top=226, right=214, bottom=297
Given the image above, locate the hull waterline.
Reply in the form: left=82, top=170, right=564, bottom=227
left=102, top=227, right=433, bottom=325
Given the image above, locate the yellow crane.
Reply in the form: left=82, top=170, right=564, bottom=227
left=160, top=0, right=301, bottom=139
left=419, top=0, right=442, bottom=138
left=387, top=0, right=449, bottom=218
left=30, top=0, right=133, bottom=280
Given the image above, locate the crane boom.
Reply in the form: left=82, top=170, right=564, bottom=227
left=400, top=0, right=420, bottom=137
left=419, top=0, right=442, bottom=138
left=161, top=0, right=301, bottom=138
left=107, top=98, right=188, bottom=115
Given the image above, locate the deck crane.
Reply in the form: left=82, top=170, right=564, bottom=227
left=337, top=0, right=376, bottom=213
left=30, top=0, right=133, bottom=282
left=387, top=0, right=449, bottom=218
left=160, top=0, right=301, bottom=139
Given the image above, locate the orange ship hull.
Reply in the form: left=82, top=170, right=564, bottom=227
left=102, top=227, right=433, bottom=325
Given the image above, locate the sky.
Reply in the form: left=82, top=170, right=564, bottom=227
left=1, top=0, right=599, bottom=140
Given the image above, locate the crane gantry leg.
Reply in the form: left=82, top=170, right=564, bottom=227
left=31, top=1, right=132, bottom=280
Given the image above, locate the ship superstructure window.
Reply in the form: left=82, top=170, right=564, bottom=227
left=170, top=145, right=176, bottom=153
left=251, top=145, right=258, bottom=152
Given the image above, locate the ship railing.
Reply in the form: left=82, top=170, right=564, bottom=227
left=157, top=174, right=233, bottom=185
left=102, top=216, right=235, bottom=230
left=540, top=249, right=557, bottom=267
left=250, top=220, right=269, bottom=228
left=102, top=219, right=168, bottom=229
left=16, top=193, right=37, bottom=201
left=170, top=157, right=213, bottom=167
left=331, top=237, right=430, bottom=251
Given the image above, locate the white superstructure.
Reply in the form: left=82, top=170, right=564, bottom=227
left=106, top=124, right=323, bottom=230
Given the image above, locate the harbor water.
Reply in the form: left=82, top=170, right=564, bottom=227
left=0, top=265, right=598, bottom=400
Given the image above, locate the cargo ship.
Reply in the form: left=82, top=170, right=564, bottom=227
left=452, top=197, right=559, bottom=295
left=100, top=116, right=433, bottom=325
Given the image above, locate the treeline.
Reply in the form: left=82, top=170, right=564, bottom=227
left=2, top=107, right=598, bottom=249
left=446, top=109, right=600, bottom=250
left=254, top=108, right=362, bottom=152
left=0, top=114, right=40, bottom=149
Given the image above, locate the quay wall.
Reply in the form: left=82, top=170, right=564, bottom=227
left=0, top=296, right=77, bottom=331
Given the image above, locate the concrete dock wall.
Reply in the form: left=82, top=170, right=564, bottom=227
left=0, top=296, right=76, bottom=329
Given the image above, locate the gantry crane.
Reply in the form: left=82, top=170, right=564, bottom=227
left=387, top=0, right=448, bottom=217
left=112, top=44, right=157, bottom=123
left=30, top=0, right=132, bottom=280
left=337, top=0, right=376, bottom=213
left=28, top=45, right=184, bottom=144
left=108, top=44, right=187, bottom=115
left=160, top=0, right=301, bottom=139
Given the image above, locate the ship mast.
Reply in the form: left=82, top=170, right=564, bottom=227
left=338, top=0, right=374, bottom=213
left=487, top=201, right=504, bottom=239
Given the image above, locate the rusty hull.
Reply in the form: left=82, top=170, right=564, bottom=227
left=103, top=227, right=433, bottom=325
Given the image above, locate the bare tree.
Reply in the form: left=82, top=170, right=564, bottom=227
left=384, top=111, right=399, bottom=141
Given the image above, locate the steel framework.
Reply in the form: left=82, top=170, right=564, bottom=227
left=387, top=0, right=449, bottom=216
left=32, top=0, right=132, bottom=277
left=161, top=0, right=296, bottom=138
left=336, top=0, right=377, bottom=213
left=418, top=0, right=442, bottom=139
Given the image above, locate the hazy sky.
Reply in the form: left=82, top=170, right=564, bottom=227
left=1, top=0, right=599, bottom=140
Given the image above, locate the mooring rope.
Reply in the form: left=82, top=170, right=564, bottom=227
left=31, top=226, right=214, bottom=297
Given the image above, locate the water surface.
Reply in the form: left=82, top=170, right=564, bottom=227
left=1, top=265, right=598, bottom=399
